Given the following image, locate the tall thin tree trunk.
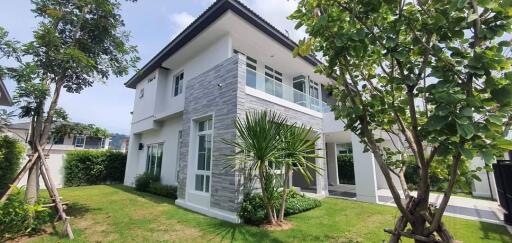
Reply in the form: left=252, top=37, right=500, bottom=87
left=259, top=164, right=276, bottom=225
left=278, top=166, right=291, bottom=222
left=25, top=156, right=39, bottom=205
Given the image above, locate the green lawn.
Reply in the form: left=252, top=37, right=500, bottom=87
left=27, top=185, right=511, bottom=243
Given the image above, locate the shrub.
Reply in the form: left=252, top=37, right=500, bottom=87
left=284, top=190, right=322, bottom=215
left=0, top=187, right=50, bottom=241
left=134, top=172, right=160, bottom=192
left=0, top=135, right=25, bottom=192
left=134, top=173, right=177, bottom=199
left=148, top=182, right=177, bottom=199
left=64, top=150, right=126, bottom=187
left=238, top=190, right=321, bottom=225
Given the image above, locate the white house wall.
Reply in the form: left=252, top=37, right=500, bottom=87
left=124, top=116, right=183, bottom=186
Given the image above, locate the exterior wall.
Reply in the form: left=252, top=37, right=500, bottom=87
left=177, top=55, right=240, bottom=214
left=19, top=149, right=66, bottom=189
left=470, top=157, right=498, bottom=199
left=124, top=117, right=182, bottom=186
left=236, top=55, right=328, bottom=196
left=326, top=142, right=339, bottom=185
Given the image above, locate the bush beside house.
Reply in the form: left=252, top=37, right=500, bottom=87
left=0, top=135, right=25, bottom=192
left=134, top=173, right=177, bottom=199
left=64, top=150, right=126, bottom=187
left=238, top=190, right=321, bottom=226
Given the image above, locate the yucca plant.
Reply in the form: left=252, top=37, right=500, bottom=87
left=222, top=110, right=289, bottom=225
left=277, top=124, right=322, bottom=222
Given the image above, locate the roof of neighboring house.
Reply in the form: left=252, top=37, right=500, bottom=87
left=0, top=77, right=13, bottom=106
left=124, top=0, right=322, bottom=89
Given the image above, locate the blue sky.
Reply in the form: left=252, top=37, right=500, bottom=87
left=0, top=0, right=304, bottom=134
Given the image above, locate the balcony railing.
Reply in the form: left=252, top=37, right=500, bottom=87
left=246, top=69, right=329, bottom=113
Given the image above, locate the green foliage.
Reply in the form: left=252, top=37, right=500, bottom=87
left=52, top=122, right=110, bottom=139
left=134, top=172, right=160, bottom=192
left=405, top=157, right=475, bottom=193
left=337, top=154, right=355, bottom=185
left=147, top=182, right=177, bottom=199
left=291, top=0, right=512, bottom=234
left=238, top=190, right=321, bottom=226
left=0, top=187, right=50, bottom=241
left=0, top=135, right=25, bottom=192
left=64, top=150, right=126, bottom=187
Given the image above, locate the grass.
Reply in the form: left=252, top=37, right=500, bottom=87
left=26, top=185, right=511, bottom=243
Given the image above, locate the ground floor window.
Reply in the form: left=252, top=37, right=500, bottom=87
left=146, top=143, right=163, bottom=177
left=194, top=118, right=212, bottom=193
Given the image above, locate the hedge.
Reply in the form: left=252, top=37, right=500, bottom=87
left=0, top=135, right=25, bottom=192
left=134, top=173, right=178, bottom=199
left=64, top=150, right=126, bottom=187
left=238, top=190, right=321, bottom=225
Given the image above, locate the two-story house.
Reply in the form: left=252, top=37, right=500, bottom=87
left=123, top=0, right=500, bottom=223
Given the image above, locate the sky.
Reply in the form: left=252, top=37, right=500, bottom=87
left=0, top=0, right=305, bottom=134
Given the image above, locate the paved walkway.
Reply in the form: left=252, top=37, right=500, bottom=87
left=377, top=189, right=505, bottom=224
left=324, top=185, right=506, bottom=225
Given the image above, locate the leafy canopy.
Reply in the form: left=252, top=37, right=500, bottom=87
left=290, top=0, right=512, bottom=168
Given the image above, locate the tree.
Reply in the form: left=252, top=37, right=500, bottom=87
left=277, top=124, right=320, bottom=222
left=290, top=0, right=512, bottom=242
left=223, top=110, right=289, bottom=225
left=223, top=111, right=323, bottom=226
left=0, top=0, right=138, bottom=238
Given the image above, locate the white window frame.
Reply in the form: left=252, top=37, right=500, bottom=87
left=193, top=117, right=213, bottom=194
left=74, top=135, right=86, bottom=148
left=173, top=71, right=184, bottom=97
left=146, top=143, right=164, bottom=177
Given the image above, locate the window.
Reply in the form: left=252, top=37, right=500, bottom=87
left=53, top=135, right=64, bottom=145
left=139, top=88, right=144, bottom=99
left=74, top=135, right=85, bottom=148
left=234, top=49, right=257, bottom=88
left=309, top=80, right=320, bottom=99
left=146, top=143, right=163, bottom=177
left=173, top=71, right=184, bottom=96
left=264, top=65, right=283, bottom=98
left=194, top=118, right=213, bottom=193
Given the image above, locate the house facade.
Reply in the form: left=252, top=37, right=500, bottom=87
left=123, top=0, right=500, bottom=223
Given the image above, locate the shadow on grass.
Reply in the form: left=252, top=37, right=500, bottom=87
left=479, top=221, right=512, bottom=242
left=197, top=220, right=284, bottom=243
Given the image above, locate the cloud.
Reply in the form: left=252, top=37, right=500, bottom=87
left=168, top=12, right=196, bottom=33
left=241, top=0, right=306, bottom=42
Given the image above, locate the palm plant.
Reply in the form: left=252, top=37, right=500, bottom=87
left=277, top=124, right=322, bottom=222
left=222, top=110, right=289, bottom=225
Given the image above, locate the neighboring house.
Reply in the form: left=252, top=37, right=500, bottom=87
left=123, top=0, right=501, bottom=223
left=7, top=121, right=110, bottom=188
left=0, top=76, right=12, bottom=106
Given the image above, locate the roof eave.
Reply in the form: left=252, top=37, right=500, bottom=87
left=124, top=0, right=321, bottom=89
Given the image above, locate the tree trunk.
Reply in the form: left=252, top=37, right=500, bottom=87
left=25, top=156, right=40, bottom=205
left=258, top=164, right=276, bottom=225
left=278, top=166, right=291, bottom=222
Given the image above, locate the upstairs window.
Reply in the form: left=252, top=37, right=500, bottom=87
left=174, top=71, right=184, bottom=97
left=234, top=49, right=258, bottom=88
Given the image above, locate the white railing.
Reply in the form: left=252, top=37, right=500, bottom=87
left=245, top=68, right=329, bottom=113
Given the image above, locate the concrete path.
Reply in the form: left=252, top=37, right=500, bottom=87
left=377, top=189, right=505, bottom=225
